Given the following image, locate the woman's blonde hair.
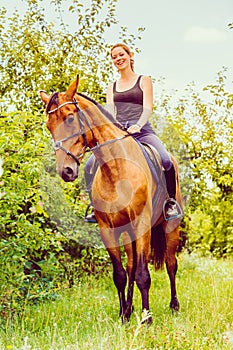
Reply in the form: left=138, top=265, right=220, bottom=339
left=110, top=43, right=135, bottom=72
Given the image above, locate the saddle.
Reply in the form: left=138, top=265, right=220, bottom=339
left=137, top=141, right=165, bottom=188
left=140, top=142, right=183, bottom=231
left=135, top=141, right=168, bottom=225
left=141, top=142, right=162, bottom=171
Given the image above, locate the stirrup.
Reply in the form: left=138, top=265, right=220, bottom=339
left=84, top=203, right=97, bottom=223
left=163, top=198, right=183, bottom=222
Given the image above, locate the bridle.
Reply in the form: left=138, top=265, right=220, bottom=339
left=47, top=96, right=130, bottom=166
left=47, top=97, right=91, bottom=166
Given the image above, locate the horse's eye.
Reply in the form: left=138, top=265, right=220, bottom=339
left=67, top=115, right=74, bottom=124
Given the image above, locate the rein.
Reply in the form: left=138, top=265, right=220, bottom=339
left=47, top=97, right=130, bottom=165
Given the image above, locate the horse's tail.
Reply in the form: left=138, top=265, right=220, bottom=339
left=150, top=224, right=166, bottom=270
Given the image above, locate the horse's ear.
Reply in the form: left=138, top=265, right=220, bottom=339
left=66, top=74, right=79, bottom=100
left=39, top=90, right=50, bottom=105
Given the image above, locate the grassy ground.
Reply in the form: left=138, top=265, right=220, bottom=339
left=0, top=252, right=233, bottom=350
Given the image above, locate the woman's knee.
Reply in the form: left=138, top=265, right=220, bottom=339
left=142, top=135, right=172, bottom=171
left=162, top=157, right=173, bottom=171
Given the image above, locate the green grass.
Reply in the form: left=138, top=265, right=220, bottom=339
left=0, top=252, right=233, bottom=349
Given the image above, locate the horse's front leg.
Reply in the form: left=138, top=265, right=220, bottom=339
left=109, top=248, right=127, bottom=320
left=165, top=227, right=180, bottom=312
left=135, top=230, right=152, bottom=325
left=100, top=229, right=128, bottom=321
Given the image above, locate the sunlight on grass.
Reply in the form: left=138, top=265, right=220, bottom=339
left=0, top=252, right=233, bottom=349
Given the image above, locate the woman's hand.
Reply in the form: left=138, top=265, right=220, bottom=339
left=127, top=124, right=141, bottom=134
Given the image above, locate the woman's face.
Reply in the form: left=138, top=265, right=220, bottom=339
left=111, top=46, right=131, bottom=71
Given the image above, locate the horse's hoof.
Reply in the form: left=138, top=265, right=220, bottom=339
left=142, top=316, right=153, bottom=326
left=170, top=297, right=180, bottom=313
left=121, top=305, right=134, bottom=324
left=141, top=309, right=153, bottom=325
left=121, top=315, right=130, bottom=324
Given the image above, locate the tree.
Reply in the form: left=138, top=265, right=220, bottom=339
left=165, top=68, right=233, bottom=256
left=0, top=0, right=144, bottom=112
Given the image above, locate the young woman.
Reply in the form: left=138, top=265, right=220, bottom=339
left=84, top=43, right=182, bottom=222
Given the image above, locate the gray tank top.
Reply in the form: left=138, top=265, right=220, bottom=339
left=113, top=75, right=143, bottom=124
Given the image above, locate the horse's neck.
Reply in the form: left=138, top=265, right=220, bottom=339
left=84, top=103, right=126, bottom=156
left=80, top=97, right=139, bottom=171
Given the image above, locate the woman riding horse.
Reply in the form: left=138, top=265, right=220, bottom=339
left=84, top=43, right=182, bottom=223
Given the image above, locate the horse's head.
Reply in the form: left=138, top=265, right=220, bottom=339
left=40, top=75, right=89, bottom=182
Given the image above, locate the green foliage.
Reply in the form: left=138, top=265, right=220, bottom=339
left=0, top=109, right=106, bottom=316
left=186, top=197, right=233, bottom=257
left=1, top=0, right=110, bottom=109
left=163, top=68, right=233, bottom=257
left=0, top=0, right=143, bottom=111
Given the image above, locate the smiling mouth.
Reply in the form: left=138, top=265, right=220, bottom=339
left=117, top=61, right=125, bottom=67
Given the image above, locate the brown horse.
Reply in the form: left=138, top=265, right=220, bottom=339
left=40, top=75, right=182, bottom=324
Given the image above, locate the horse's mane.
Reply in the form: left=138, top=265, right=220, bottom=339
left=46, top=91, right=123, bottom=130
left=77, top=92, right=123, bottom=130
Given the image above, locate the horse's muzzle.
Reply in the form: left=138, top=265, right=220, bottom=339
left=61, top=166, right=79, bottom=182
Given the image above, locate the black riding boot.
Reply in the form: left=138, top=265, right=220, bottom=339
left=163, top=164, right=183, bottom=221
left=164, top=164, right=176, bottom=199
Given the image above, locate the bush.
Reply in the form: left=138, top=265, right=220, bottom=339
left=0, top=110, right=109, bottom=318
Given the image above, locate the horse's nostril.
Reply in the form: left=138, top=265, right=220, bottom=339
left=64, top=167, right=73, bottom=175
left=62, top=167, right=74, bottom=181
